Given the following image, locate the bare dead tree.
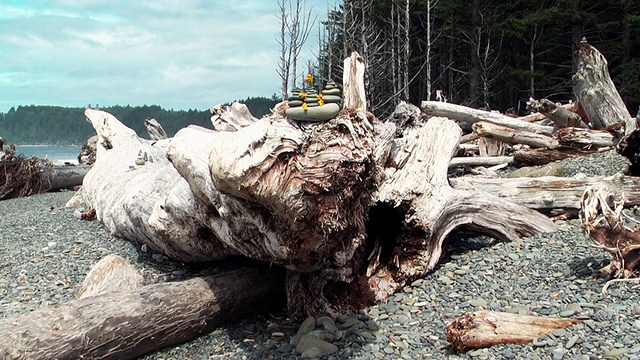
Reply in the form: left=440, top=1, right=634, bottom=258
left=276, top=0, right=316, bottom=99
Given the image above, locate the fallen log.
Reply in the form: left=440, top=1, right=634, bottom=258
left=0, top=257, right=284, bottom=360
left=449, top=156, right=513, bottom=170
left=421, top=101, right=554, bottom=136
left=450, top=173, right=640, bottom=212
left=46, top=164, right=91, bottom=191
left=512, top=148, right=597, bottom=166
left=472, top=122, right=615, bottom=150
left=447, top=311, right=578, bottom=353
left=472, top=121, right=559, bottom=148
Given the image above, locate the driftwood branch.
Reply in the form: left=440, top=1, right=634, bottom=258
left=447, top=311, right=578, bottom=353
left=421, top=101, right=554, bottom=136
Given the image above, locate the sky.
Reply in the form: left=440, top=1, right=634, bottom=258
left=0, top=0, right=330, bottom=113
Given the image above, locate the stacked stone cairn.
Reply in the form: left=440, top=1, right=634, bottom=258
left=321, top=81, right=342, bottom=107
left=285, top=81, right=342, bottom=122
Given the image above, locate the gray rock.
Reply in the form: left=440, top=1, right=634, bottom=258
left=317, top=316, right=338, bottom=334
left=298, top=316, right=317, bottom=335
left=295, top=335, right=338, bottom=356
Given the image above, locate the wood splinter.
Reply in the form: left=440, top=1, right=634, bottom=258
left=446, top=311, right=579, bottom=353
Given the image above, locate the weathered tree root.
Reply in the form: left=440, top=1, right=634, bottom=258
left=580, top=186, right=640, bottom=292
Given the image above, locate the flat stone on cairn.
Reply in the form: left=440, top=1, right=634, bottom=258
left=285, top=81, right=342, bottom=122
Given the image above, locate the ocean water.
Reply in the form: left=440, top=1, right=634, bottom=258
left=15, top=145, right=82, bottom=165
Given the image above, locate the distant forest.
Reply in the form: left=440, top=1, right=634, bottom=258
left=306, top=0, right=640, bottom=118
left=0, top=96, right=278, bottom=145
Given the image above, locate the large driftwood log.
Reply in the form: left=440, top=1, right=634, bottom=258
left=472, top=121, right=559, bottom=148
left=450, top=173, right=640, bottom=212
left=573, top=38, right=633, bottom=133
left=421, top=101, right=554, bottom=136
left=370, top=117, right=555, bottom=301
left=447, top=311, right=578, bottom=353
left=0, top=259, right=283, bottom=360
left=471, top=121, right=614, bottom=150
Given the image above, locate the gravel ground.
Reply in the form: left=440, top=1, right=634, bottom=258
left=1, top=150, right=640, bottom=359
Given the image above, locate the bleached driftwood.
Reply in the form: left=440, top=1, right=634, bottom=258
left=573, top=38, right=634, bottom=133
left=144, top=118, right=168, bottom=140
left=512, top=148, right=597, bottom=166
left=0, top=259, right=283, bottom=360
left=447, top=311, right=578, bottom=353
left=450, top=173, right=640, bottom=212
left=472, top=122, right=614, bottom=150
left=210, top=102, right=258, bottom=132
left=449, top=156, right=514, bottom=169
left=370, top=117, right=555, bottom=301
left=527, top=98, right=586, bottom=128
left=520, top=102, right=577, bottom=123
left=343, top=52, right=367, bottom=112
left=421, top=101, right=554, bottom=136
left=473, top=121, right=559, bottom=148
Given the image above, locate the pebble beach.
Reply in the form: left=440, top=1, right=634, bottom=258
left=1, top=150, right=640, bottom=359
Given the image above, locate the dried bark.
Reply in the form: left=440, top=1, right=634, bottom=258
left=447, top=311, right=578, bottom=353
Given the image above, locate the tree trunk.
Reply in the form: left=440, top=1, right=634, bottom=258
left=343, top=52, right=367, bottom=112
left=0, top=256, right=284, bottom=360
left=572, top=39, right=633, bottom=132
left=46, top=165, right=91, bottom=191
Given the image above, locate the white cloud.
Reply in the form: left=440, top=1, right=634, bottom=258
left=0, top=0, right=330, bottom=113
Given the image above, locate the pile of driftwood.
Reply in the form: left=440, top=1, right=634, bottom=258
left=0, top=140, right=51, bottom=200
left=0, top=42, right=639, bottom=358
left=0, top=143, right=90, bottom=200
